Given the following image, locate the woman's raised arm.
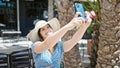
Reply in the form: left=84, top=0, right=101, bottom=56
left=63, top=11, right=95, bottom=52
left=34, top=12, right=82, bottom=54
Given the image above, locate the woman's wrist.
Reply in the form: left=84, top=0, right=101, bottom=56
left=80, top=25, right=88, bottom=30
left=64, top=23, right=75, bottom=30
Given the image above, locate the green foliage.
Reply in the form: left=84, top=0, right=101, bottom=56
left=82, top=0, right=101, bottom=22
left=86, top=23, right=94, bottom=35
left=80, top=0, right=101, bottom=35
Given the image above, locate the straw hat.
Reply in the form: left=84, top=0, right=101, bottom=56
left=27, top=18, right=60, bottom=42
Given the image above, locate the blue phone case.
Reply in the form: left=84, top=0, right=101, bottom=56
left=74, top=3, right=86, bottom=19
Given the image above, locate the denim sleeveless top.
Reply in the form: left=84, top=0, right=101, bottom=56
left=31, top=41, right=64, bottom=68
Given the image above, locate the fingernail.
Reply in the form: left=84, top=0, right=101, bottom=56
left=90, top=11, right=96, bottom=17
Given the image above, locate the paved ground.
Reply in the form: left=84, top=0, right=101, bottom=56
left=0, top=37, right=90, bottom=68
left=78, top=40, right=91, bottom=68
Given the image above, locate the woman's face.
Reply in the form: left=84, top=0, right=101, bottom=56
left=40, top=24, right=53, bottom=40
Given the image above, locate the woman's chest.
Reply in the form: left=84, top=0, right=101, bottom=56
left=37, top=48, right=62, bottom=63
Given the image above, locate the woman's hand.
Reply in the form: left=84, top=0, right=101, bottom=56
left=67, top=12, right=85, bottom=30
left=81, top=11, right=96, bottom=29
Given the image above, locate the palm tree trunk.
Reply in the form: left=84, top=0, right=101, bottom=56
left=55, top=0, right=82, bottom=68
left=90, top=22, right=100, bottom=68
left=48, top=0, right=54, bottom=20
left=96, top=0, right=120, bottom=68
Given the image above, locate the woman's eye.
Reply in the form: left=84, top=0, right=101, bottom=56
left=47, top=26, right=50, bottom=29
left=47, top=26, right=50, bottom=28
left=41, top=28, right=45, bottom=31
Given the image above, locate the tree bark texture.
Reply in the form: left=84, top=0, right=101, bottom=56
left=55, top=0, right=82, bottom=68
left=96, top=0, right=120, bottom=68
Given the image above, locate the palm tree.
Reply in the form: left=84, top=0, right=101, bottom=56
left=54, top=0, right=82, bottom=68
left=96, top=0, right=120, bottom=68
left=90, top=22, right=100, bottom=68
left=83, top=1, right=101, bottom=68
left=48, top=0, right=54, bottom=20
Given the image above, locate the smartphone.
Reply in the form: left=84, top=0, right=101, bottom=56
left=74, top=2, right=86, bottom=19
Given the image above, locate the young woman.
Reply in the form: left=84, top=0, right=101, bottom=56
left=27, top=11, right=95, bottom=68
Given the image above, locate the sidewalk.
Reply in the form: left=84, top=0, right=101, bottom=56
left=78, top=39, right=91, bottom=68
